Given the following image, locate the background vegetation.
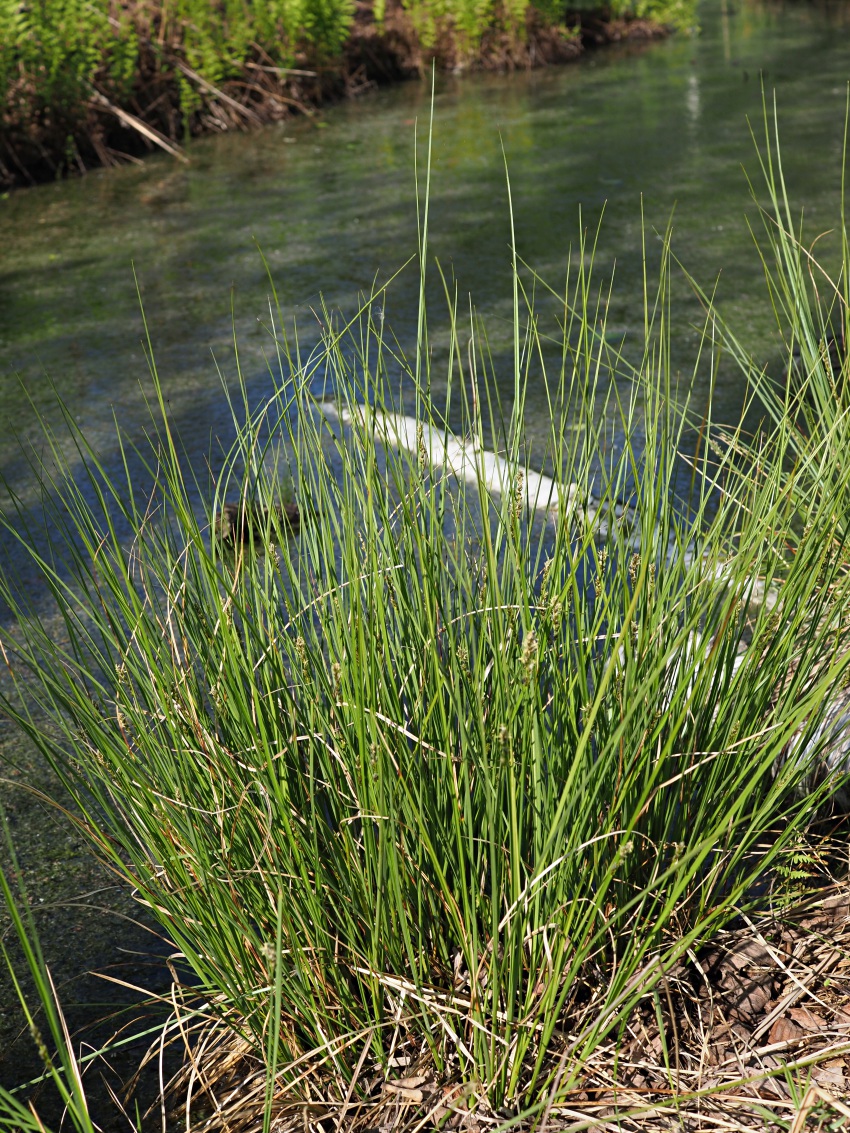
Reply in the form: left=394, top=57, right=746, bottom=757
left=0, top=0, right=695, bottom=185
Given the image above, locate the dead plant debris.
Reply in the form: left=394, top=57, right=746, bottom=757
left=143, top=875, right=850, bottom=1133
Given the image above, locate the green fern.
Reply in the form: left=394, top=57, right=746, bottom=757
left=774, top=833, right=824, bottom=889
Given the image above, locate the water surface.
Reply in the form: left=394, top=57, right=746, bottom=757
left=1, top=0, right=849, bottom=470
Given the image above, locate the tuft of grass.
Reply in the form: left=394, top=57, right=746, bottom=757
left=701, top=91, right=850, bottom=540
left=0, top=110, right=849, bottom=1128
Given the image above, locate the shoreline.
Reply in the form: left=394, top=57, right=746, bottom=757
left=0, top=5, right=670, bottom=193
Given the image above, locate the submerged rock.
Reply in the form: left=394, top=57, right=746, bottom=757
left=216, top=500, right=300, bottom=545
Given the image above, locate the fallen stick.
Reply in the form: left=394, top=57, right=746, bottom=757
left=88, top=88, right=188, bottom=163
left=322, top=401, right=850, bottom=808
left=245, top=61, right=318, bottom=78
left=174, top=61, right=263, bottom=125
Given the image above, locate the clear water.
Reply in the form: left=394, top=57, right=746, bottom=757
left=1, top=0, right=849, bottom=483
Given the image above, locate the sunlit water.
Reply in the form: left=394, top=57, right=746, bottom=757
left=0, top=0, right=849, bottom=1103
left=1, top=1, right=849, bottom=477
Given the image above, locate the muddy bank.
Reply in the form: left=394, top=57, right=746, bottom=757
left=0, top=3, right=667, bottom=191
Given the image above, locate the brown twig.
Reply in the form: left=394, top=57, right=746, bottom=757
left=88, top=87, right=189, bottom=162
left=173, top=60, right=264, bottom=125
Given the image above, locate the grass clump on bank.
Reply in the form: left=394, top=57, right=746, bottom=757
left=1, top=110, right=850, bottom=1130
left=0, top=0, right=693, bottom=187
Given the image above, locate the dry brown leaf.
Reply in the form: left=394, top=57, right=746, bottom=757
left=821, top=894, right=850, bottom=920
left=383, top=1083, right=425, bottom=1102
left=728, top=978, right=773, bottom=1019
left=768, top=1016, right=805, bottom=1044
left=725, top=939, right=772, bottom=971
left=706, top=1044, right=730, bottom=1066
left=387, top=1074, right=430, bottom=1090
left=789, top=1005, right=828, bottom=1031
left=812, top=1059, right=846, bottom=1090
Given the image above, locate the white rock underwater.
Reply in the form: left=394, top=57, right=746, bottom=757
left=320, top=402, right=584, bottom=517
left=780, top=687, right=850, bottom=813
